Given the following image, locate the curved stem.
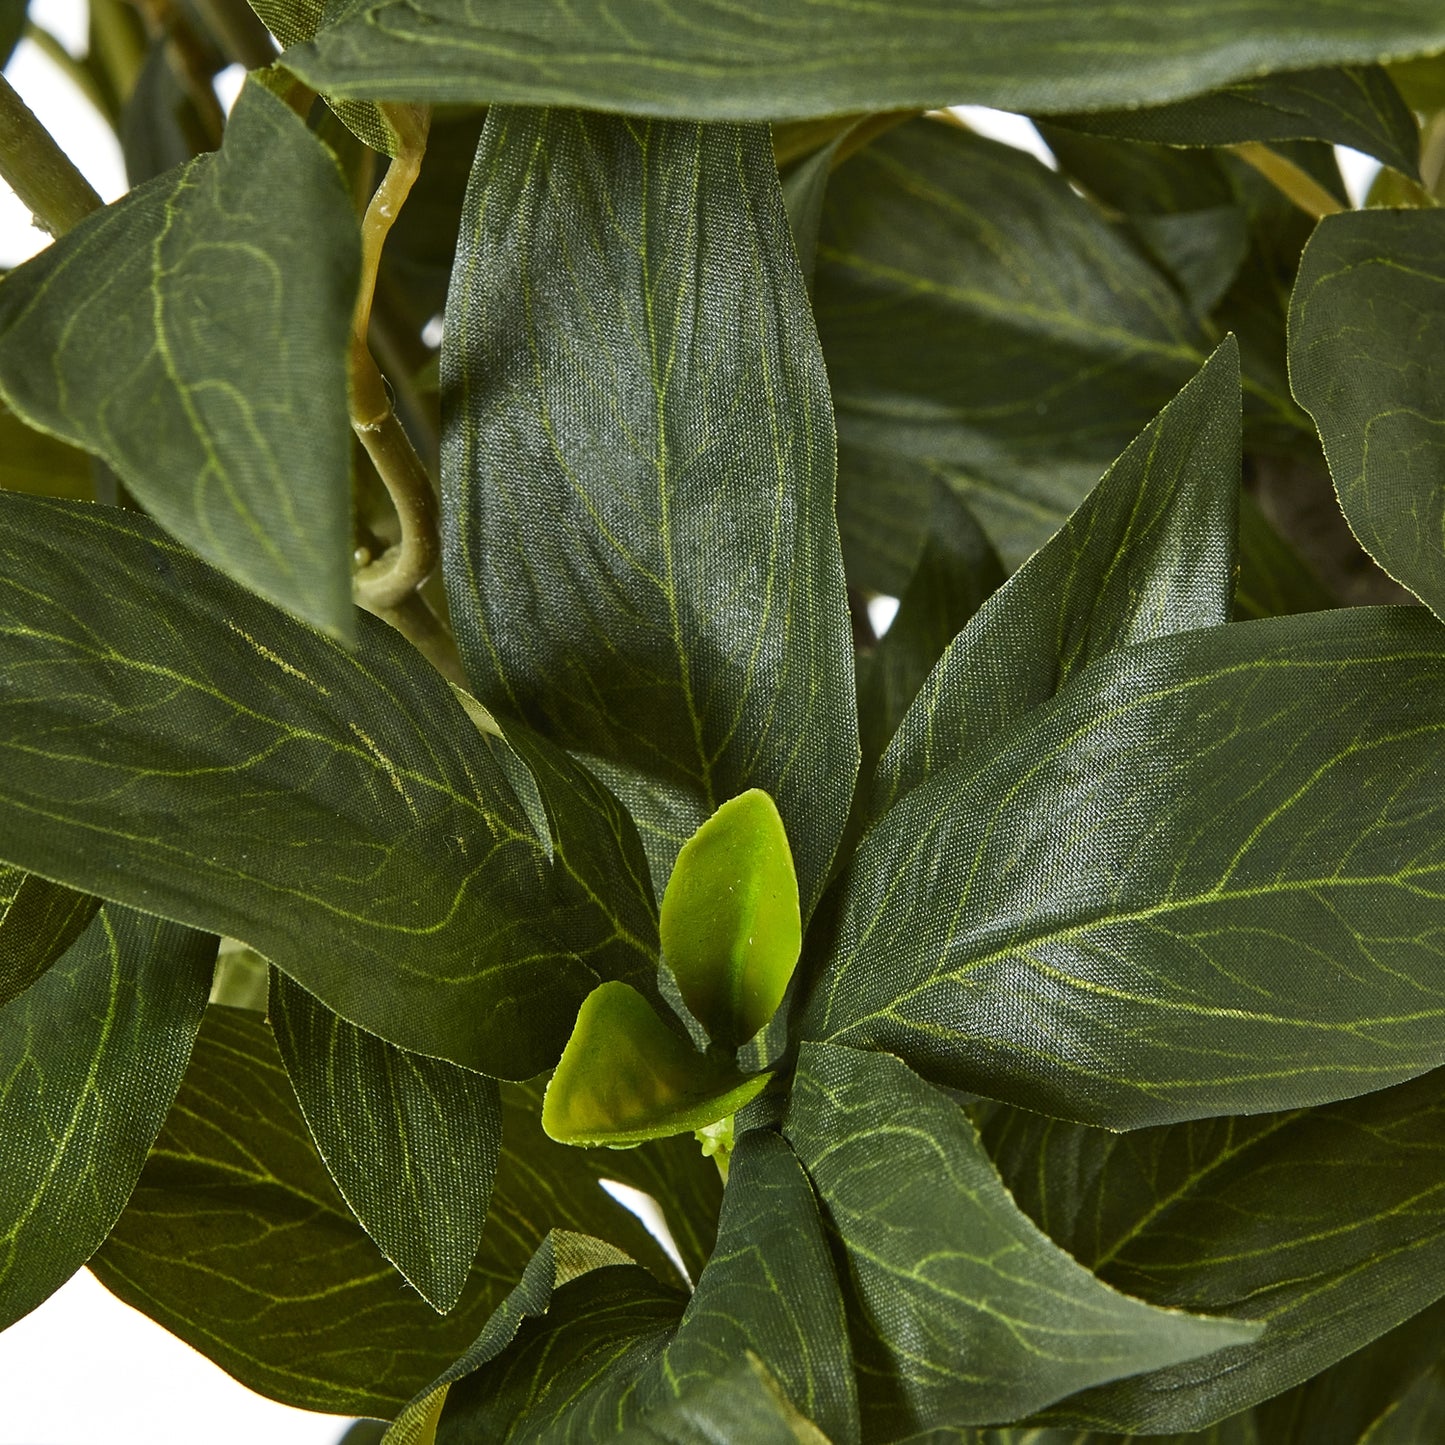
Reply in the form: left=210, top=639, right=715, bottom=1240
left=350, top=108, right=438, bottom=611
left=0, top=75, right=102, bottom=237
left=1229, top=142, right=1346, bottom=222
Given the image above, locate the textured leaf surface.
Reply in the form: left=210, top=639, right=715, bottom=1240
left=91, top=1010, right=683, bottom=1415
left=784, top=1044, right=1254, bottom=1437
left=0, top=863, right=99, bottom=1007
left=282, top=2, right=1445, bottom=119
left=270, top=971, right=502, bottom=1314
left=443, top=106, right=856, bottom=921
left=1255, top=1297, right=1445, bottom=1444
left=874, top=341, right=1240, bottom=815
left=0, top=82, right=359, bottom=636
left=1290, top=210, right=1445, bottom=620
left=660, top=790, right=801, bottom=1049
left=813, top=120, right=1220, bottom=569
left=1049, top=66, right=1419, bottom=175
left=982, top=1071, right=1445, bottom=1431
left=442, top=1130, right=856, bottom=1442
left=543, top=982, right=770, bottom=1147
left=0, top=492, right=592, bottom=1077
left=804, top=608, right=1445, bottom=1128
left=0, top=906, right=214, bottom=1329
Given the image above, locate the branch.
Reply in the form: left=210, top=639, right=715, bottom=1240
left=1229, top=142, right=1346, bottom=222
left=0, top=75, right=102, bottom=237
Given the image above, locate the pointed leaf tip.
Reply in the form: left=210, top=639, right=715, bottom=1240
left=659, top=790, right=801, bottom=1049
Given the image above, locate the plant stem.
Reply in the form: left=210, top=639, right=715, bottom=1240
left=1229, top=142, right=1346, bottom=221
left=351, top=108, right=440, bottom=611
left=22, top=24, right=114, bottom=121
left=0, top=75, right=102, bottom=237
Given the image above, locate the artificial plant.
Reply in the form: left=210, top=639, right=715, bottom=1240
left=2, top=4, right=1445, bottom=1442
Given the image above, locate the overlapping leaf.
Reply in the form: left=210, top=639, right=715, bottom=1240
left=804, top=608, right=1445, bottom=1128
left=1290, top=210, right=1445, bottom=621
left=280, top=2, right=1445, bottom=119
left=873, top=340, right=1240, bottom=815
left=270, top=971, right=502, bottom=1314
left=0, top=863, right=99, bottom=1006
left=981, top=1070, right=1445, bottom=1432
left=0, top=491, right=591, bottom=1077
left=0, top=404, right=92, bottom=500
left=1049, top=66, right=1420, bottom=176
left=813, top=119, right=1219, bottom=568
left=443, top=106, right=855, bottom=918
left=0, top=81, right=359, bottom=637
left=784, top=1044, right=1254, bottom=1438
left=91, top=1010, right=686, bottom=1415
left=0, top=905, right=214, bottom=1330
left=438, top=1129, right=856, bottom=1442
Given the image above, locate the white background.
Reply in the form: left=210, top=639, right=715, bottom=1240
left=0, top=8, right=1383, bottom=1440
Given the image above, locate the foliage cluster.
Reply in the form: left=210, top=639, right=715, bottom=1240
left=3, top=4, right=1445, bottom=1441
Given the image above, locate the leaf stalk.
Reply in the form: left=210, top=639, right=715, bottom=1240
left=1229, top=141, right=1346, bottom=221
left=0, top=75, right=102, bottom=238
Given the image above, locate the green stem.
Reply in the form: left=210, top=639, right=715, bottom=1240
left=0, top=75, right=102, bottom=237
left=1229, top=142, right=1346, bottom=222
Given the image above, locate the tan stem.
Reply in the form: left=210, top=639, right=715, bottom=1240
left=1229, top=142, right=1346, bottom=222
left=0, top=75, right=102, bottom=237
left=349, top=109, right=437, bottom=611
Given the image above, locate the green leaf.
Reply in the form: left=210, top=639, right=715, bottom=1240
left=1255, top=1297, right=1445, bottom=1444
left=783, top=1044, right=1256, bottom=1438
left=981, top=1071, right=1445, bottom=1432
left=1048, top=66, right=1420, bottom=177
left=659, top=790, right=801, bottom=1049
left=813, top=119, right=1221, bottom=571
left=439, top=1130, right=856, bottom=1442
left=618, top=1353, right=831, bottom=1444
left=804, top=607, right=1445, bottom=1128
left=543, top=982, right=771, bottom=1147
left=443, top=106, right=856, bottom=921
left=873, top=339, right=1240, bottom=816
left=384, top=1229, right=643, bottom=1445
left=0, top=491, right=592, bottom=1078
left=0, top=905, right=215, bottom=1330
left=0, top=863, right=100, bottom=1006
left=855, top=467, right=1003, bottom=790
left=1290, top=210, right=1445, bottom=621
left=1234, top=493, right=1335, bottom=620
left=0, top=80, right=359, bottom=637
left=281, top=3, right=1445, bottom=119
left=270, top=970, right=502, bottom=1315
left=119, top=40, right=210, bottom=185
left=0, top=0, right=24, bottom=67
left=92, top=1010, right=686, bottom=1416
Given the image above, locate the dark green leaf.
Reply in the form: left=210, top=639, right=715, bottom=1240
left=0, top=0, right=24, bottom=67
left=814, top=120, right=1228, bottom=570
left=784, top=1044, right=1255, bottom=1437
left=0, top=906, right=214, bottom=1329
left=92, top=1010, right=684, bottom=1416
left=281, top=3, right=1445, bottom=120
left=441, top=1130, right=856, bottom=1442
left=270, top=970, right=502, bottom=1315
left=0, top=491, right=591, bottom=1078
left=543, top=982, right=770, bottom=1147
left=443, top=107, right=856, bottom=920
left=981, top=1071, right=1445, bottom=1431
left=659, top=790, right=801, bottom=1049
left=385, top=1229, right=643, bottom=1444
left=119, top=41, right=210, bottom=185
left=1389, top=54, right=1445, bottom=110
left=804, top=607, right=1445, bottom=1128
left=874, top=340, right=1240, bottom=815
left=1253, top=1296, right=1445, bottom=1444
left=0, top=863, right=100, bottom=1006
left=618, top=1353, right=831, bottom=1444
left=855, top=469, right=1003, bottom=790
left=1290, top=209, right=1445, bottom=621
left=0, top=81, right=359, bottom=637
left=1049, top=66, right=1420, bottom=177
left=834, top=442, right=948, bottom=600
